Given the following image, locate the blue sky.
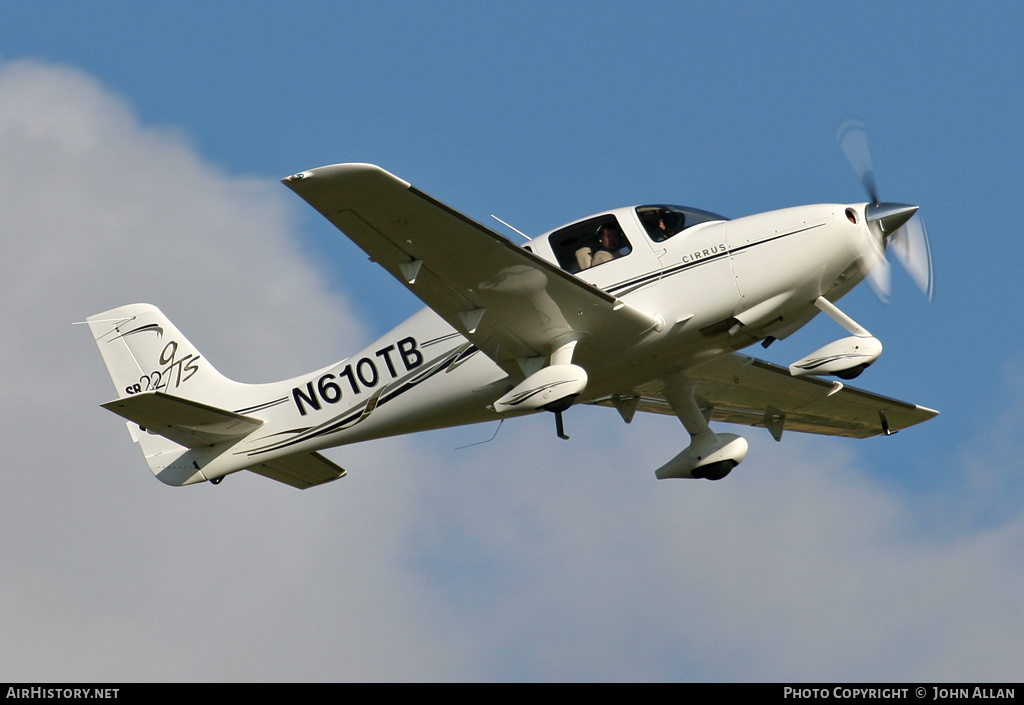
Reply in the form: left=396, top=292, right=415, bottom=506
left=2, top=2, right=1023, bottom=682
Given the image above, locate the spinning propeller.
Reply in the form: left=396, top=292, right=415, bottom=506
left=838, top=120, right=934, bottom=301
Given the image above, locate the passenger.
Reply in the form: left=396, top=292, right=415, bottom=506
left=577, top=223, right=625, bottom=270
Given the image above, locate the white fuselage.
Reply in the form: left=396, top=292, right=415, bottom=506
left=196, top=201, right=872, bottom=480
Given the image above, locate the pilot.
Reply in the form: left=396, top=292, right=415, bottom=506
left=649, top=209, right=681, bottom=241
left=577, top=223, right=626, bottom=270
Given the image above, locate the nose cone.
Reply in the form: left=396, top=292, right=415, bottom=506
left=866, top=202, right=919, bottom=237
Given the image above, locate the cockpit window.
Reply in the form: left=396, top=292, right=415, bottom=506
left=635, top=205, right=728, bottom=242
left=550, top=214, right=632, bottom=273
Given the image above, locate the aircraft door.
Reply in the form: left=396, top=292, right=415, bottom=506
left=658, top=219, right=740, bottom=321
left=630, top=205, right=739, bottom=318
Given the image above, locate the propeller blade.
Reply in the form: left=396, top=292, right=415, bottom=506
left=862, top=256, right=891, bottom=303
left=856, top=228, right=891, bottom=302
left=838, top=120, right=879, bottom=204
left=837, top=121, right=933, bottom=302
left=890, top=214, right=935, bottom=300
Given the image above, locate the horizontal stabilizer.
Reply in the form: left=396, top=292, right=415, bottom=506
left=249, top=452, right=347, bottom=489
left=101, top=392, right=264, bottom=448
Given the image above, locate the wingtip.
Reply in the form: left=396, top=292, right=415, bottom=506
left=281, top=171, right=314, bottom=184
left=280, top=163, right=411, bottom=190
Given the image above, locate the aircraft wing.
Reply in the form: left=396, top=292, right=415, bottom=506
left=592, top=353, right=938, bottom=439
left=283, top=164, right=661, bottom=376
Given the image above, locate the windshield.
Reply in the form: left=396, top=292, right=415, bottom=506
left=635, top=205, right=728, bottom=242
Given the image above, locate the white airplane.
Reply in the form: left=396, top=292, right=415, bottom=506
left=86, top=132, right=937, bottom=488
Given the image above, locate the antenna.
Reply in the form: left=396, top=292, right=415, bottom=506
left=490, top=214, right=531, bottom=242
left=455, top=418, right=505, bottom=450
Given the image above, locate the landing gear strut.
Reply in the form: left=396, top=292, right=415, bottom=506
left=654, top=371, right=748, bottom=480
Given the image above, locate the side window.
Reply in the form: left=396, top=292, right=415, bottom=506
left=550, top=215, right=632, bottom=273
left=636, top=205, right=728, bottom=242
left=636, top=206, right=686, bottom=242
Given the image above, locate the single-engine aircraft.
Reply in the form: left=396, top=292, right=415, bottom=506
left=87, top=129, right=938, bottom=488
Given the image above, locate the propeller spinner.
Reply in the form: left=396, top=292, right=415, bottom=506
left=838, top=120, right=934, bottom=301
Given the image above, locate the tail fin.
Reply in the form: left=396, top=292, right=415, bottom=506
left=86, top=304, right=254, bottom=486
left=86, top=303, right=239, bottom=404
left=87, top=304, right=346, bottom=490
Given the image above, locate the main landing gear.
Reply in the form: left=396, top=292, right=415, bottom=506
left=654, top=371, right=748, bottom=481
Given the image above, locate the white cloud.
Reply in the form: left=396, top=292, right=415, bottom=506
left=0, top=60, right=459, bottom=681
left=407, top=418, right=1024, bottom=681
left=1, top=59, right=1022, bottom=682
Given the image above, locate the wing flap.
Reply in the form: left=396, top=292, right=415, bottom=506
left=101, top=392, right=264, bottom=447
left=283, top=164, right=661, bottom=375
left=592, top=353, right=938, bottom=439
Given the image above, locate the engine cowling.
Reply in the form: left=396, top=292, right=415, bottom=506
left=654, top=432, right=749, bottom=481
